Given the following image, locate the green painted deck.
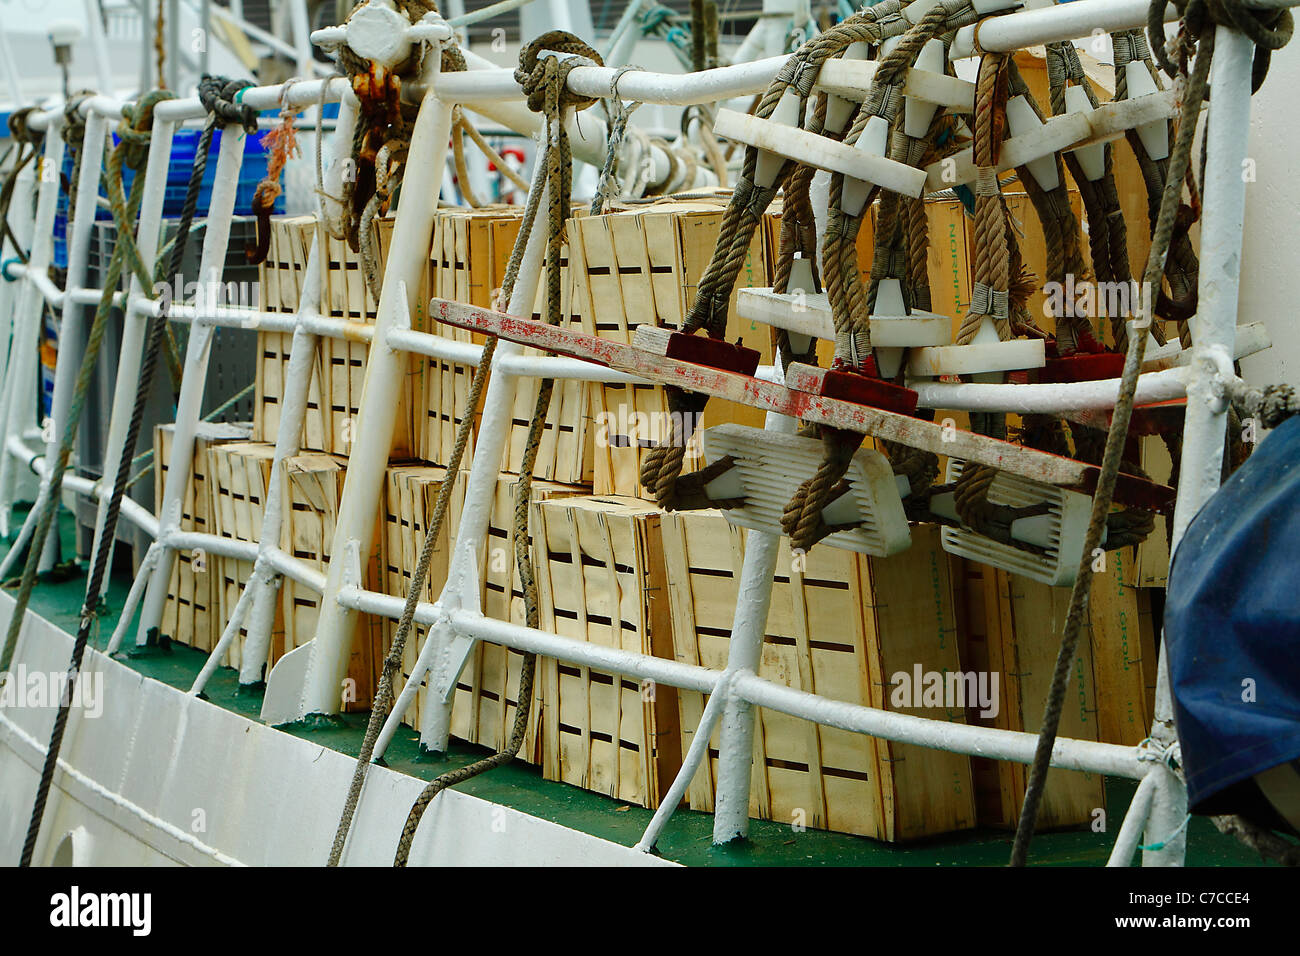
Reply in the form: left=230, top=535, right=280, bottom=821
left=2, top=504, right=1268, bottom=866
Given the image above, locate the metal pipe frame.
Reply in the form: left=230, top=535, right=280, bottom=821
left=1, top=0, right=1274, bottom=866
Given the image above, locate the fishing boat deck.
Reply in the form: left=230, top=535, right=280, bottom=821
left=3, top=504, right=1266, bottom=867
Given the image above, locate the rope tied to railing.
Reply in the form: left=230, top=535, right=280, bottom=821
left=782, top=5, right=960, bottom=554
left=0, top=108, right=44, bottom=266
left=1008, top=5, right=1227, bottom=864
left=3, top=88, right=177, bottom=867
left=638, top=1, right=915, bottom=516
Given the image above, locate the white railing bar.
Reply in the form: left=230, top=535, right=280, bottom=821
left=26, top=76, right=354, bottom=132
left=730, top=671, right=1147, bottom=779
left=952, top=0, right=1300, bottom=58
left=13, top=434, right=161, bottom=540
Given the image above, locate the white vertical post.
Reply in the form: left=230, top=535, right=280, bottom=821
left=0, top=162, right=36, bottom=537
left=134, top=124, right=248, bottom=646
left=1144, top=24, right=1256, bottom=868
left=712, top=406, right=795, bottom=843
left=39, top=112, right=109, bottom=572
left=262, top=56, right=455, bottom=723
left=83, top=0, right=116, bottom=96
left=0, top=130, right=65, bottom=541
left=86, top=117, right=178, bottom=599
left=414, top=176, right=548, bottom=754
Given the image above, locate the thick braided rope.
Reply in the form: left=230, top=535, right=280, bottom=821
left=0, top=109, right=44, bottom=264
left=957, top=53, right=1013, bottom=347
left=782, top=7, right=959, bottom=554
left=10, top=90, right=176, bottom=866
left=639, top=6, right=907, bottom=511
left=1113, top=29, right=1199, bottom=348
left=1009, top=30, right=1215, bottom=866
left=326, top=101, right=557, bottom=868
left=1008, top=71, right=1095, bottom=355
left=392, top=34, right=602, bottom=867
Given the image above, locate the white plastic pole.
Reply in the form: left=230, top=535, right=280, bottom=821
left=262, top=59, right=455, bottom=723
left=373, top=167, right=550, bottom=761
left=711, top=404, right=796, bottom=843
left=38, top=113, right=109, bottom=572
left=1142, top=25, right=1256, bottom=868
left=0, top=130, right=65, bottom=543
left=133, top=123, right=248, bottom=646
left=86, top=116, right=178, bottom=599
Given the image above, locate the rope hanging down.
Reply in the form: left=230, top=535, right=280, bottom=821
left=3, top=90, right=175, bottom=865
left=638, top=0, right=917, bottom=515
left=326, top=29, right=604, bottom=866
left=1010, top=0, right=1290, bottom=864
left=391, top=31, right=604, bottom=868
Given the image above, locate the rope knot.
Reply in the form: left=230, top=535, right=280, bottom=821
left=515, top=31, right=604, bottom=115
left=198, top=75, right=258, bottom=133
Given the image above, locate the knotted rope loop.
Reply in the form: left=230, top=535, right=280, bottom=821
left=1151, top=0, right=1293, bottom=90
left=198, top=75, right=259, bottom=134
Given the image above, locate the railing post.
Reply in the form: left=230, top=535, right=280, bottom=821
left=0, top=129, right=65, bottom=541
left=262, top=57, right=455, bottom=723
left=85, top=116, right=178, bottom=600
left=1143, top=23, right=1256, bottom=867
left=712, top=405, right=796, bottom=844
left=133, top=123, right=249, bottom=646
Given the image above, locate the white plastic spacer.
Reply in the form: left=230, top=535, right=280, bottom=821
left=1125, top=61, right=1170, bottom=160
left=1064, top=85, right=1106, bottom=181
left=1005, top=94, right=1059, bottom=191
left=904, top=39, right=947, bottom=139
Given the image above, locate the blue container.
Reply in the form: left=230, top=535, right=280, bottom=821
left=109, top=126, right=286, bottom=220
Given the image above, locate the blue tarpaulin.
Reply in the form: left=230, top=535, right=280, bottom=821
left=1165, top=415, right=1300, bottom=817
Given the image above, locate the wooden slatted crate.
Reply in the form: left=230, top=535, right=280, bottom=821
left=311, top=216, right=425, bottom=457
left=662, top=515, right=977, bottom=841
left=379, top=463, right=465, bottom=735
left=568, top=197, right=773, bottom=496
left=152, top=421, right=251, bottom=651
left=532, top=495, right=681, bottom=808
left=956, top=560, right=1111, bottom=830
left=380, top=467, right=584, bottom=756
left=254, top=215, right=328, bottom=448
left=279, top=452, right=382, bottom=711
left=206, top=441, right=284, bottom=673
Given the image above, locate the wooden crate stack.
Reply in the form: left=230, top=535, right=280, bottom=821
left=955, top=547, right=1151, bottom=830
left=254, top=215, right=328, bottom=449
left=661, top=514, right=976, bottom=841
left=380, top=464, right=585, bottom=754
left=568, top=197, right=773, bottom=497
left=152, top=421, right=252, bottom=650
left=205, top=441, right=283, bottom=672
left=532, top=495, right=681, bottom=808
left=280, top=451, right=382, bottom=712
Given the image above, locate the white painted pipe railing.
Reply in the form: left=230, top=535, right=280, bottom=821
left=7, top=0, right=1280, bottom=866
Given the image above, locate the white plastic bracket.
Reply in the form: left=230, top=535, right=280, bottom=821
left=701, top=424, right=912, bottom=557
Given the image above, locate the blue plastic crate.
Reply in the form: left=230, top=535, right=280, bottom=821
left=108, top=126, right=285, bottom=219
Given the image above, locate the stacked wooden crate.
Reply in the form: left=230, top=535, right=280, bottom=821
left=152, top=421, right=252, bottom=650
left=280, top=451, right=382, bottom=711
left=254, top=215, right=328, bottom=449
left=662, top=514, right=976, bottom=840
left=205, top=440, right=282, bottom=672
left=531, top=495, right=681, bottom=808
left=568, top=197, right=773, bottom=496
left=379, top=464, right=585, bottom=751
left=955, top=548, right=1151, bottom=830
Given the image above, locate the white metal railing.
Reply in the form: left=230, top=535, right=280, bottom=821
left=0, top=0, right=1269, bottom=866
